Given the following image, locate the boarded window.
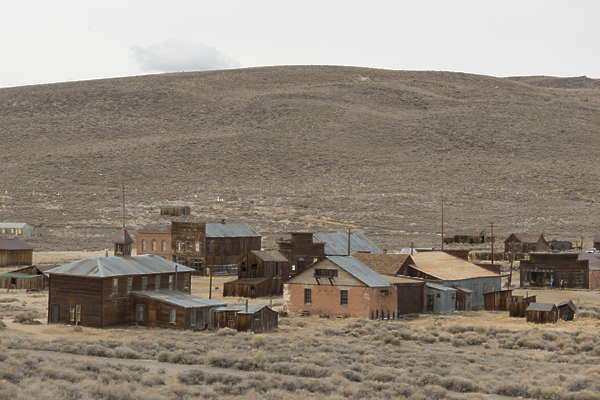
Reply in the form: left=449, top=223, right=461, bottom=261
left=141, top=277, right=148, bottom=290
left=136, top=304, right=144, bottom=322
left=127, top=277, right=133, bottom=293
left=169, top=275, right=174, bottom=290
left=162, top=240, right=167, bottom=252
left=170, top=308, right=176, bottom=324
left=151, top=239, right=157, bottom=251
left=340, top=290, right=348, bottom=305
left=141, top=239, right=147, bottom=252
left=304, top=288, right=312, bottom=304
left=155, top=275, right=161, bottom=289
left=112, top=278, right=119, bottom=297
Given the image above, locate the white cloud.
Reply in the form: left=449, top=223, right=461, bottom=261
left=131, top=39, right=240, bottom=73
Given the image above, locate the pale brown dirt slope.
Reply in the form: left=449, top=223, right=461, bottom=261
left=1, top=66, right=600, bottom=251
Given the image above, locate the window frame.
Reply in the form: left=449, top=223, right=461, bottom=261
left=141, top=239, right=147, bottom=252
left=169, top=308, right=176, bottom=324
left=112, top=278, right=119, bottom=297
left=304, top=288, right=312, bottom=304
left=340, top=289, right=348, bottom=305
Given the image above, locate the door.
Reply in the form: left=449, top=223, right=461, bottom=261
left=149, top=305, right=157, bottom=324
left=227, top=312, right=236, bottom=329
left=426, top=295, right=434, bottom=312
left=50, top=304, right=60, bottom=323
left=136, top=304, right=145, bottom=323
left=190, top=309, right=196, bottom=329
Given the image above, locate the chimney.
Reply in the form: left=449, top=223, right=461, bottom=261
left=347, top=228, right=351, bottom=256
left=174, top=264, right=178, bottom=291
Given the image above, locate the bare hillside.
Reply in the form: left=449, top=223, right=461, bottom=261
left=1, top=66, right=600, bottom=250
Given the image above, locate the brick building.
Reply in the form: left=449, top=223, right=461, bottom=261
left=284, top=256, right=397, bottom=319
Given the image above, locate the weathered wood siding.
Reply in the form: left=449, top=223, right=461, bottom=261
left=484, top=290, right=513, bottom=311
left=206, top=236, right=262, bottom=275
left=0, top=249, right=33, bottom=267
left=509, top=295, right=536, bottom=317
left=0, top=275, right=45, bottom=290
left=48, top=275, right=103, bottom=327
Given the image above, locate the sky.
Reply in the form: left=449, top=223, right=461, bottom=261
left=1, top=1, right=599, bottom=88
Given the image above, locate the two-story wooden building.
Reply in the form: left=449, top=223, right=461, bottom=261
left=223, top=249, right=290, bottom=297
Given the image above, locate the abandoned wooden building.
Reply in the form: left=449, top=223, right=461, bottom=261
left=520, top=252, right=600, bottom=289
left=396, top=251, right=501, bottom=310
left=0, top=265, right=53, bottom=290
left=483, top=289, right=513, bottom=311
left=443, top=230, right=486, bottom=245
left=223, top=250, right=290, bottom=298
left=558, top=300, right=576, bottom=321
left=136, top=220, right=261, bottom=275
left=548, top=240, right=573, bottom=251
left=509, top=295, right=536, bottom=317
left=425, top=282, right=457, bottom=313
left=352, top=253, right=426, bottom=314
left=0, top=238, right=33, bottom=267
left=277, top=231, right=382, bottom=276
left=0, top=222, right=40, bottom=238
left=213, top=304, right=278, bottom=332
left=504, top=233, right=550, bottom=258
left=284, top=256, right=397, bottom=319
left=525, top=302, right=558, bottom=324
left=46, top=254, right=195, bottom=327
left=160, top=206, right=191, bottom=217
left=130, top=290, right=225, bottom=330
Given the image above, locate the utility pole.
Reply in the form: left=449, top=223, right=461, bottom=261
left=508, top=244, right=515, bottom=289
left=490, top=222, right=495, bottom=266
left=208, top=268, right=213, bottom=299
left=121, top=183, right=126, bottom=229
left=441, top=194, right=444, bottom=251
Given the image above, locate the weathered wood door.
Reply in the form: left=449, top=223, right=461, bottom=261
left=426, top=295, right=434, bottom=312
left=149, top=305, right=157, bottom=324
left=50, top=304, right=60, bottom=323
left=227, top=312, right=236, bottom=329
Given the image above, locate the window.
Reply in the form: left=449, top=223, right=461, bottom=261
left=574, top=273, right=585, bottom=285
left=340, top=290, right=348, bottom=305
left=169, top=308, right=176, bottom=324
left=169, top=275, right=174, bottom=290
left=304, top=288, right=312, bottom=304
left=162, top=240, right=167, bottom=252
left=315, top=269, right=338, bottom=278
left=176, top=241, right=182, bottom=251
left=136, top=304, right=144, bottom=322
left=141, top=276, right=148, bottom=290
left=155, top=275, right=161, bottom=289
left=184, top=274, right=190, bottom=291
left=141, top=239, right=147, bottom=252
left=127, top=277, right=133, bottom=293
left=195, top=241, right=200, bottom=252
left=151, top=239, right=156, bottom=251
left=112, top=278, right=119, bottom=297
left=380, top=289, right=391, bottom=296
left=70, top=304, right=81, bottom=323
left=186, top=241, right=192, bottom=251
left=275, top=263, right=279, bottom=276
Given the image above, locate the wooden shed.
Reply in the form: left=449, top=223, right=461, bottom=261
left=557, top=300, right=576, bottom=321
left=509, top=295, right=536, bottom=317
left=130, top=290, right=225, bottom=330
left=0, top=272, right=45, bottom=290
left=0, top=238, right=33, bottom=267
left=526, top=302, right=558, bottom=324
left=213, top=304, right=278, bottom=332
left=484, top=289, right=513, bottom=311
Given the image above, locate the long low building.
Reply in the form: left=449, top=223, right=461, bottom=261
left=520, top=252, right=600, bottom=289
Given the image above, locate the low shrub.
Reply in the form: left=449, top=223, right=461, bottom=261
left=177, top=369, right=205, bottom=385
left=0, top=320, right=6, bottom=330
left=0, top=298, right=18, bottom=303
left=114, top=346, right=141, bottom=359
left=441, top=376, right=480, bottom=393
left=342, top=369, right=362, bottom=382
left=13, top=311, right=41, bottom=325
left=216, top=328, right=237, bottom=336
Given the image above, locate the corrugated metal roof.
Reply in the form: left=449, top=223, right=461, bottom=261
left=314, top=232, right=382, bottom=256
left=206, top=223, right=260, bottom=238
left=46, top=254, right=194, bottom=278
left=326, top=256, right=391, bottom=287
left=408, top=251, right=499, bottom=281
left=0, top=223, right=30, bottom=229
left=526, top=302, right=556, bottom=312
left=214, top=304, right=270, bottom=314
left=251, top=250, right=288, bottom=262
left=0, top=238, right=33, bottom=251
left=426, top=282, right=457, bottom=292
left=131, top=290, right=226, bottom=308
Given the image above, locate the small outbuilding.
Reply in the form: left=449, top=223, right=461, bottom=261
left=213, top=304, right=278, bottom=332
left=509, top=295, right=536, bottom=317
left=425, top=283, right=457, bottom=314
left=484, top=289, right=513, bottom=311
left=0, top=238, right=33, bottom=267
left=557, top=300, right=576, bottom=321
left=525, top=302, right=558, bottom=324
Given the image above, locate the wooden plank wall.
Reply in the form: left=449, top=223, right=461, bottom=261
left=0, top=250, right=33, bottom=267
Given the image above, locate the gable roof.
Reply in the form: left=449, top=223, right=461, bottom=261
left=506, top=233, right=544, bottom=243
left=46, top=254, right=193, bottom=278
left=526, top=302, right=556, bottom=312
left=251, top=250, right=288, bottom=262
left=407, top=251, right=499, bottom=281
left=131, top=290, right=225, bottom=308
left=0, top=238, right=33, bottom=251
left=214, top=304, right=273, bottom=314
left=326, top=256, right=391, bottom=287
left=558, top=300, right=577, bottom=312
left=314, top=232, right=382, bottom=256
left=206, top=223, right=260, bottom=238
left=112, top=228, right=134, bottom=245
left=352, top=253, right=410, bottom=275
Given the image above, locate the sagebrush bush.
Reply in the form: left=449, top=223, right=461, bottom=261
left=177, top=369, right=205, bottom=385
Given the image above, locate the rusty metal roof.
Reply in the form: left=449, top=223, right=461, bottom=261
left=0, top=238, right=33, bottom=251
left=206, top=223, right=260, bottom=238
left=112, top=228, right=134, bottom=245
left=46, top=254, right=193, bottom=277
left=526, top=302, right=556, bottom=312
left=131, top=290, right=225, bottom=308
left=314, top=232, right=382, bottom=256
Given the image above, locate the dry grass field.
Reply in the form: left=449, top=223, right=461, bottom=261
left=1, top=66, right=600, bottom=252
left=2, top=277, right=600, bottom=399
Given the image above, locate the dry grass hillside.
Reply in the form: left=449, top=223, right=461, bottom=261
left=1, top=66, right=600, bottom=251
